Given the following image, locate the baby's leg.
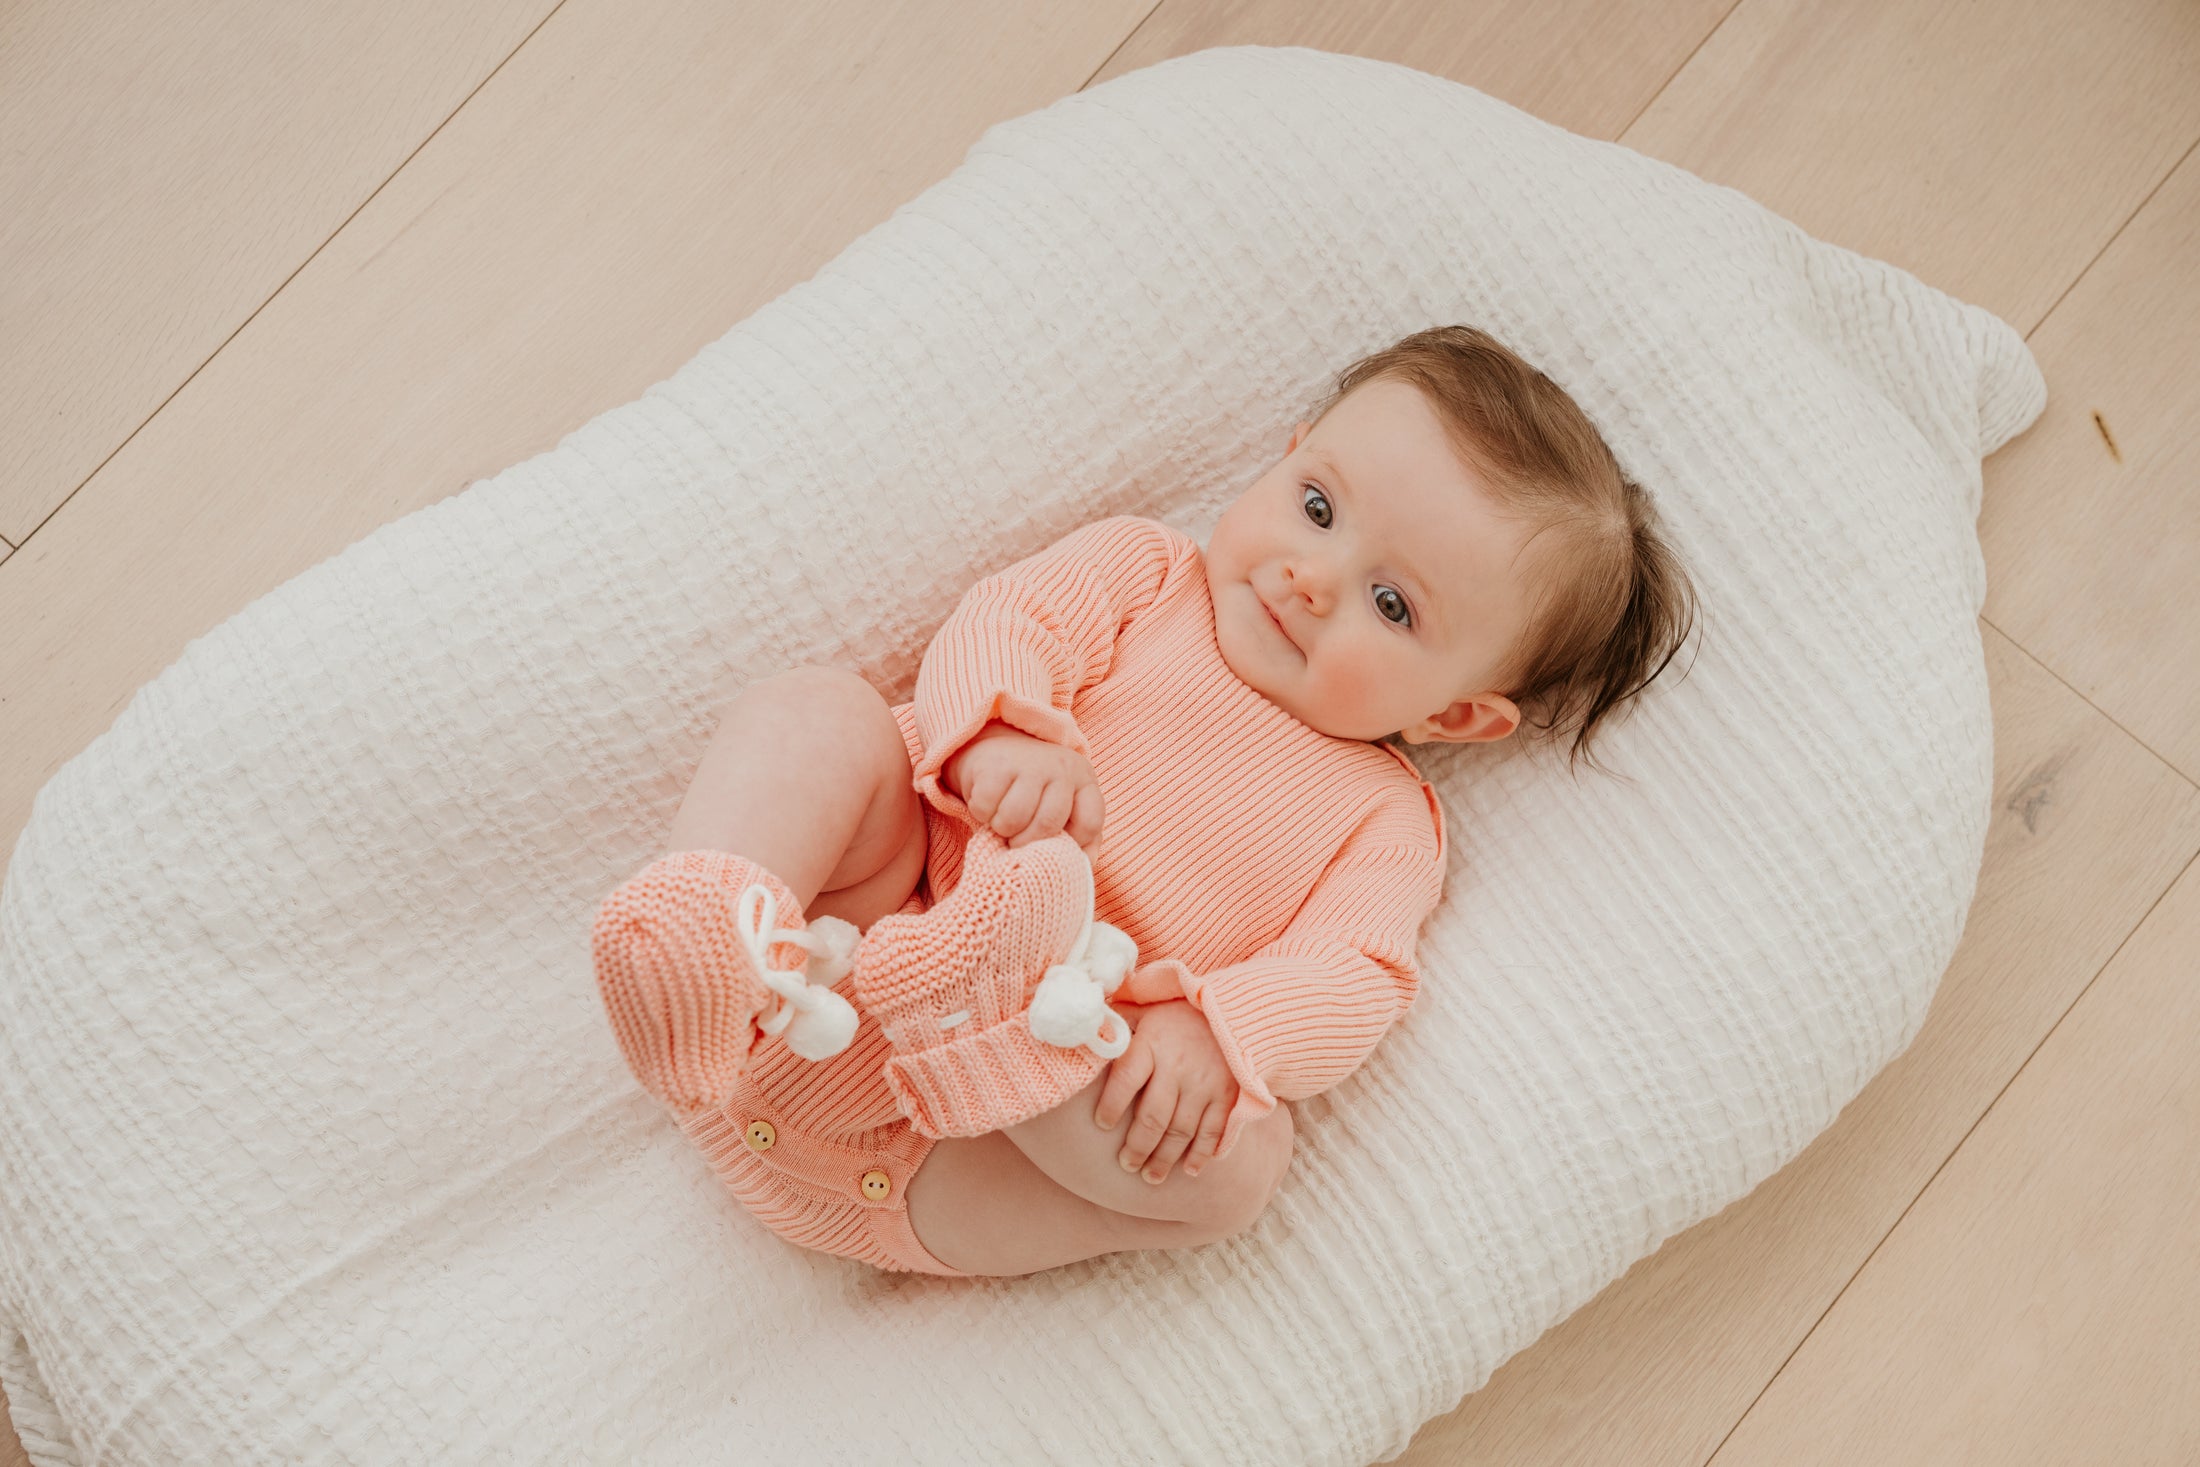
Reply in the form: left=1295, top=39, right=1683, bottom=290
left=906, top=1130, right=1256, bottom=1277
left=593, top=667, right=925, bottom=1111
left=1005, top=1073, right=1297, bottom=1225
left=663, top=666, right=928, bottom=933
left=906, top=1082, right=1297, bottom=1276
left=652, top=668, right=1290, bottom=1276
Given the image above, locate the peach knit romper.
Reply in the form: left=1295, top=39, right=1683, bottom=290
left=627, top=515, right=1446, bottom=1276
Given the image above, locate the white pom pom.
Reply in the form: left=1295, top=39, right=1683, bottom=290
left=781, top=987, right=859, bottom=1060
left=803, top=915, right=859, bottom=987
left=1083, top=922, right=1137, bottom=995
left=1028, top=964, right=1106, bottom=1047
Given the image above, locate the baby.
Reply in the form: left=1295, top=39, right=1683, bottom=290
left=592, top=324, right=1696, bottom=1279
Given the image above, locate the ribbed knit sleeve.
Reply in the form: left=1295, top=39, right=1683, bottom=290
left=909, top=516, right=1189, bottom=822
left=1135, top=797, right=1445, bottom=1159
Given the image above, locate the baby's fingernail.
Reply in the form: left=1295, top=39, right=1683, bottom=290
left=1118, top=1154, right=1137, bottom=1171
left=1094, top=1114, right=1111, bottom=1129
left=1184, top=1165, right=1201, bottom=1177
left=1144, top=1170, right=1164, bottom=1184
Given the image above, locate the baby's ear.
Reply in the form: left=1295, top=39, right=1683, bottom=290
left=1401, top=693, right=1520, bottom=745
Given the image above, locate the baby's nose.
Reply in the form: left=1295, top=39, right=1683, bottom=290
left=1287, top=562, right=1334, bottom=614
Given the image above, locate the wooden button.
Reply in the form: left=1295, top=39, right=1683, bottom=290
left=744, top=1120, right=776, bottom=1152
left=860, top=1169, right=892, bottom=1201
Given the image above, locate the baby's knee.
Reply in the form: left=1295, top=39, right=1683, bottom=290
left=738, top=664, right=884, bottom=725
left=730, top=666, right=902, bottom=767
left=1184, top=1101, right=1295, bottom=1243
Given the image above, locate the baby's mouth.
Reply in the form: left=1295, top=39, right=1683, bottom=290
left=1258, top=589, right=1297, bottom=652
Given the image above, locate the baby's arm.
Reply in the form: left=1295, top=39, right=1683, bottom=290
left=1093, top=997, right=1240, bottom=1183
left=941, top=722, right=1105, bottom=853
left=910, top=515, right=1191, bottom=829
left=1128, top=789, right=1446, bottom=1165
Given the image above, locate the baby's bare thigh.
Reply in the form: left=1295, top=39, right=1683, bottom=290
left=905, top=1130, right=1216, bottom=1277
left=1005, top=1072, right=1295, bottom=1227
left=774, top=669, right=926, bottom=929
left=906, top=1081, right=1297, bottom=1276
left=667, top=666, right=925, bottom=929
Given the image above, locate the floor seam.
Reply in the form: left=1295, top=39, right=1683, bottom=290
left=1, top=0, right=574, bottom=561
left=1078, top=0, right=1168, bottom=93
left=1980, top=616, right=2200, bottom=795
left=1700, top=843, right=2200, bottom=1465
left=2020, top=131, right=2199, bottom=337
left=1615, top=0, right=1750, bottom=141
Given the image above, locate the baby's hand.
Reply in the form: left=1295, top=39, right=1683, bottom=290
left=1093, top=999, right=1239, bottom=1184
left=942, top=722, right=1105, bottom=854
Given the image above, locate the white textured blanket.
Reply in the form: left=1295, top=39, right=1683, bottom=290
left=0, top=45, right=2042, bottom=1467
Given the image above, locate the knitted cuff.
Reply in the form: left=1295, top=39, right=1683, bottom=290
left=882, top=1012, right=1106, bottom=1138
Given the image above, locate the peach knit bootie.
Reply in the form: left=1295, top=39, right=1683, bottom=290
left=592, top=851, right=860, bottom=1116
left=851, top=827, right=1137, bottom=1138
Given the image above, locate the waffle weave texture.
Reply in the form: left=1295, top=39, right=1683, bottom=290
left=0, top=44, right=2042, bottom=1467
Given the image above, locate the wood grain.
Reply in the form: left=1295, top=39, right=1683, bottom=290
left=1089, top=0, right=1736, bottom=137
left=1392, top=0, right=2200, bottom=1450
left=0, top=0, right=557, bottom=544
left=5, top=0, right=2197, bottom=1460
left=1981, top=145, right=2200, bottom=784
left=1396, top=627, right=2200, bottom=1464
left=1709, top=856, right=2200, bottom=1465
left=1620, top=0, right=2200, bottom=332
left=0, top=0, right=1155, bottom=857
left=0, top=8, right=1750, bottom=1456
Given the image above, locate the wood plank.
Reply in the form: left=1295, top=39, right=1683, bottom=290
left=0, top=0, right=1155, bottom=860
left=0, top=0, right=557, bottom=544
left=1620, top=0, right=2200, bottom=332
left=2, top=2, right=2190, bottom=1462
left=1710, top=855, right=2200, bottom=1465
left=1981, top=145, right=2200, bottom=784
left=0, top=8, right=1739, bottom=1459
left=0, top=6, right=1152, bottom=1460
left=1397, top=627, right=2200, bottom=1464
left=1396, top=0, right=2200, bottom=1454
left=1089, top=0, right=1736, bottom=139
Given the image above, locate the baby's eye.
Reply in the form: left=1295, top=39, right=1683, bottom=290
left=1299, top=483, right=1333, bottom=529
left=1374, top=586, right=1412, bottom=627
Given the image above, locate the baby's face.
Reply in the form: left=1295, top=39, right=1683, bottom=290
left=1204, top=378, right=1540, bottom=744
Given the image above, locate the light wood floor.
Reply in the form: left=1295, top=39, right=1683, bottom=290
left=3, top=2, right=2195, bottom=1463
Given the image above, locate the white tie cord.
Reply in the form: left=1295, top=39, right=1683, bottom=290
left=732, top=883, right=860, bottom=1060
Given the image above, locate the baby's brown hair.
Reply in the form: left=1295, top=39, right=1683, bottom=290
left=1308, top=324, right=1698, bottom=777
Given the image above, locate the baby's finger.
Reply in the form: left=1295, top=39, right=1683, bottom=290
left=1010, top=780, right=1075, bottom=849
left=1093, top=1041, right=1152, bottom=1132
left=991, top=774, right=1041, bottom=842
left=1182, top=1105, right=1228, bottom=1178
left=963, top=770, right=1003, bottom=826
left=1120, top=1076, right=1178, bottom=1175
left=1069, top=783, right=1105, bottom=853
left=1141, top=1100, right=1203, bottom=1184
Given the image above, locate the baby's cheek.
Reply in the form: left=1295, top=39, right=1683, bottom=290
left=1315, top=648, right=1382, bottom=715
